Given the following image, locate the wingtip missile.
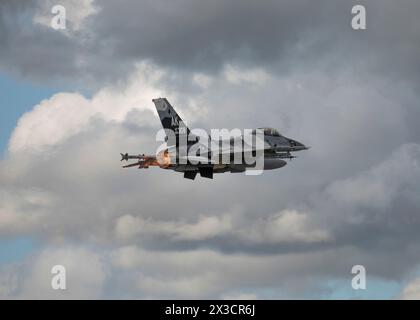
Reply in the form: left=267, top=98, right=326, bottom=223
left=120, top=153, right=129, bottom=161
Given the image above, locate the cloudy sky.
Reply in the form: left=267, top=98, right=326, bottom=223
left=1, top=0, right=420, bottom=299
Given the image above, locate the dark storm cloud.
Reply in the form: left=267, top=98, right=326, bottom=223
left=92, top=0, right=332, bottom=71
left=0, top=1, right=33, bottom=49
left=1, top=0, right=420, bottom=88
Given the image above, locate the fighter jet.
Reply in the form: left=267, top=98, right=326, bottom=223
left=121, top=98, right=309, bottom=180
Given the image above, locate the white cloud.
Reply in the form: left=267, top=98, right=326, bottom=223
left=9, top=63, right=164, bottom=154
left=107, top=245, right=378, bottom=299
left=115, top=214, right=233, bottom=242
left=0, top=189, right=54, bottom=235
left=223, top=64, right=270, bottom=86
left=193, top=73, right=213, bottom=89
left=400, top=278, right=420, bottom=300
left=249, top=209, right=331, bottom=244
left=114, top=208, right=330, bottom=246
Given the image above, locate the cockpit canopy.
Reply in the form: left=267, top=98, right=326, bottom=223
left=252, top=127, right=281, bottom=136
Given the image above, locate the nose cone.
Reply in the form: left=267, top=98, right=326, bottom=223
left=289, top=139, right=309, bottom=151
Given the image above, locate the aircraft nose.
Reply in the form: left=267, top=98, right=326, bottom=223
left=290, top=139, right=310, bottom=150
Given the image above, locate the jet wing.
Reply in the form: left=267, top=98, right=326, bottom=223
left=178, top=155, right=215, bottom=164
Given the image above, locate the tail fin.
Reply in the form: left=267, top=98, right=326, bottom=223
left=152, top=98, right=191, bottom=145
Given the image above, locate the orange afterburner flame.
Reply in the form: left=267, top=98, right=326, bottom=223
left=156, top=149, right=172, bottom=168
